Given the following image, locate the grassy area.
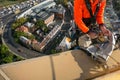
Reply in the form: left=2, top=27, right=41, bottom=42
left=0, top=43, right=23, bottom=65
left=0, top=0, right=26, bottom=7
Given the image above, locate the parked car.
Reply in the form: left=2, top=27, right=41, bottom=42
left=17, top=48, right=23, bottom=52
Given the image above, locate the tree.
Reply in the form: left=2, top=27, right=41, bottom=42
left=11, top=22, right=20, bottom=30
left=63, top=0, right=68, bottom=6
left=13, top=31, right=25, bottom=42
left=2, top=54, right=13, bottom=63
left=16, top=17, right=27, bottom=24
left=13, top=31, right=35, bottom=43
left=55, top=0, right=68, bottom=7
left=0, top=44, right=9, bottom=55
left=35, top=19, right=48, bottom=33
left=11, top=17, right=27, bottom=30
left=27, top=34, right=35, bottom=40
left=0, top=44, right=13, bottom=64
left=51, top=49, right=57, bottom=54
left=13, top=31, right=24, bottom=38
left=0, top=44, right=23, bottom=64
left=35, top=20, right=46, bottom=28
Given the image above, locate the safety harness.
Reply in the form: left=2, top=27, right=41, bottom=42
left=85, top=0, right=101, bottom=24
left=85, top=0, right=102, bottom=34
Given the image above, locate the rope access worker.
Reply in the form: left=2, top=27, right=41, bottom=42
left=74, top=0, right=111, bottom=41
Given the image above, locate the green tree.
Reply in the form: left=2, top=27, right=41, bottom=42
left=51, top=49, right=57, bottom=54
left=16, top=17, right=27, bottom=24
left=0, top=44, right=13, bottom=64
left=13, top=55, right=23, bottom=61
left=0, top=44, right=9, bottom=55
left=11, top=22, right=20, bottom=30
left=13, top=31, right=35, bottom=42
left=2, top=54, right=13, bottom=63
left=13, top=31, right=25, bottom=42
left=35, top=20, right=46, bottom=28
left=63, top=0, right=68, bottom=6
left=13, top=31, right=24, bottom=38
left=11, top=17, right=27, bottom=30
left=35, top=19, right=48, bottom=33
left=0, top=44, right=23, bottom=64
left=27, top=34, right=35, bottom=40
left=55, top=0, right=68, bottom=6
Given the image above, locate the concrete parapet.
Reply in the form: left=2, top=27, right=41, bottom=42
left=0, top=50, right=120, bottom=80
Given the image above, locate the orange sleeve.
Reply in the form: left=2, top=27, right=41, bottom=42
left=74, top=0, right=89, bottom=33
left=96, top=0, right=106, bottom=24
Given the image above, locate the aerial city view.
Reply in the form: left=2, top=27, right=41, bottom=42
left=0, top=0, right=120, bottom=80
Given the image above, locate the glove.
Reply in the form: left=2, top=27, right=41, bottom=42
left=99, top=24, right=111, bottom=36
left=87, top=31, right=98, bottom=39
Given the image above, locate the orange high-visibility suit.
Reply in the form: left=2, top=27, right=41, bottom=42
left=74, top=0, right=106, bottom=33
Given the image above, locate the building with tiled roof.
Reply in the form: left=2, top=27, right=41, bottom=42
left=16, top=26, right=29, bottom=33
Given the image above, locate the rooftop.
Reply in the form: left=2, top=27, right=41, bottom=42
left=32, top=0, right=56, bottom=13
left=37, top=11, right=54, bottom=20
left=49, top=4, right=65, bottom=14
left=0, top=50, right=120, bottom=80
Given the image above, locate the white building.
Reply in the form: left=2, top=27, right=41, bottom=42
left=24, top=22, right=34, bottom=28
left=57, top=37, right=71, bottom=51
left=20, top=36, right=31, bottom=45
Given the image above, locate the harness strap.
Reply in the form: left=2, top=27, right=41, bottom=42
left=85, top=0, right=101, bottom=24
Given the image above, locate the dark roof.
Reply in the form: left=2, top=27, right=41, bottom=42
left=37, top=11, right=54, bottom=20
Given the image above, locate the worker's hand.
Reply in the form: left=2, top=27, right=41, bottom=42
left=87, top=31, right=98, bottom=39
left=99, top=25, right=111, bottom=36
